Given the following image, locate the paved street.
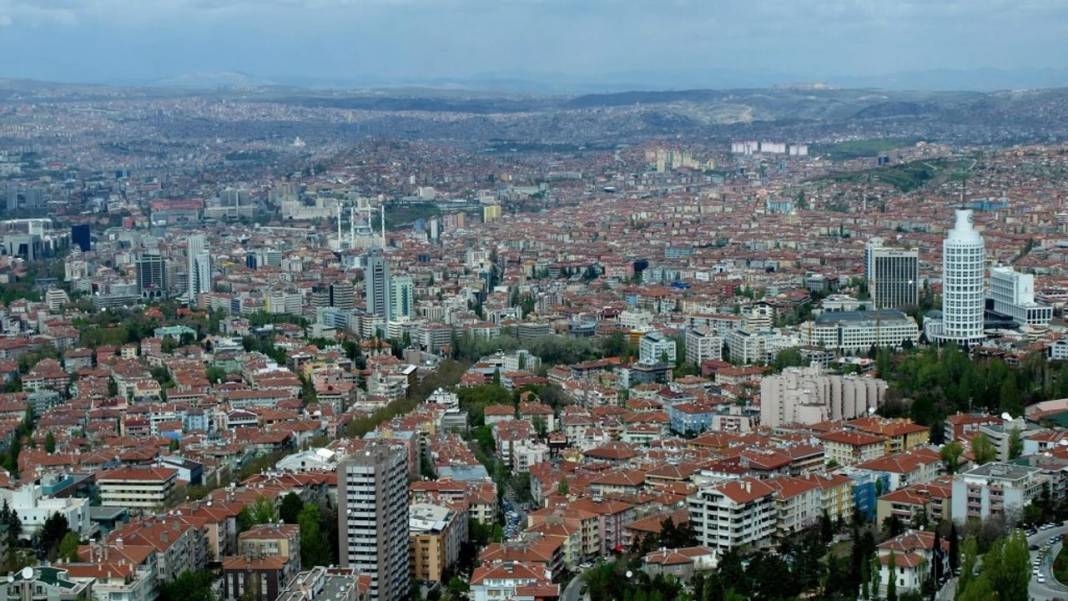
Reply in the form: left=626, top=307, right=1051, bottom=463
left=562, top=574, right=585, bottom=601
left=1028, top=524, right=1068, bottom=601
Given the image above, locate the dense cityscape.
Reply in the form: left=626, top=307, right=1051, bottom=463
left=5, top=7, right=1068, bottom=601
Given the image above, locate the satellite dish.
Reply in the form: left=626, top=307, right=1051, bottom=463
left=20, top=567, right=33, bottom=581
left=1000, top=412, right=1012, bottom=421
left=868, top=407, right=876, bottom=415
left=1059, top=440, right=1068, bottom=447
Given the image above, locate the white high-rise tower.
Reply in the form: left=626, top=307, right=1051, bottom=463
left=187, top=234, right=211, bottom=304
left=940, top=209, right=986, bottom=344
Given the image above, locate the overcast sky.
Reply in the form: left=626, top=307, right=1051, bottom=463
left=1, top=0, right=1067, bottom=89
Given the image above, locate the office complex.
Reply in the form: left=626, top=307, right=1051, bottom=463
left=864, top=238, right=919, bottom=309
left=136, top=253, right=167, bottom=299
left=931, top=209, right=986, bottom=345
left=801, top=309, right=920, bottom=353
left=759, top=366, right=887, bottom=428
left=989, top=265, right=1052, bottom=328
left=338, top=444, right=409, bottom=601
left=365, top=249, right=389, bottom=320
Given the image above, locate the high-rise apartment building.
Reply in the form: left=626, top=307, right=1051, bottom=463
left=365, top=249, right=389, bottom=320
left=331, top=280, right=356, bottom=311
left=936, top=209, right=986, bottom=345
left=338, top=444, right=410, bottom=601
left=187, top=235, right=212, bottom=303
left=136, top=253, right=167, bottom=299
left=388, top=276, right=413, bottom=321
left=865, top=238, right=919, bottom=309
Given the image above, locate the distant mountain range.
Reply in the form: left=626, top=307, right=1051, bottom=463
left=145, top=67, right=1068, bottom=94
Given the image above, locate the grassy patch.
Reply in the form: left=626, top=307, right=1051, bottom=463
left=812, top=137, right=921, bottom=161
left=815, top=159, right=947, bottom=193
left=1054, top=547, right=1068, bottom=584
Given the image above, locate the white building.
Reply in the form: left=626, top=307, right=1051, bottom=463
left=931, top=209, right=986, bottom=345
left=97, top=467, right=178, bottom=510
left=0, top=480, right=91, bottom=538
left=989, top=266, right=1052, bottom=328
left=759, top=366, right=887, bottom=428
left=638, top=331, right=676, bottom=365
left=338, top=444, right=410, bottom=601
left=685, top=328, right=723, bottom=365
left=950, top=462, right=1046, bottom=524
left=688, top=478, right=777, bottom=552
left=800, top=310, right=920, bottom=353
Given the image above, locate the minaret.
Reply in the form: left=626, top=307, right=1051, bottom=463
left=349, top=205, right=356, bottom=249
left=336, top=201, right=343, bottom=248
left=381, top=205, right=386, bottom=248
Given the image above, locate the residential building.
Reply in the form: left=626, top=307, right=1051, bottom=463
left=638, top=331, right=676, bottom=365
left=338, top=444, right=410, bottom=601
left=685, top=328, right=722, bottom=365
left=818, top=431, right=887, bottom=467
left=759, top=366, right=887, bottom=428
left=950, top=462, right=1046, bottom=524
left=409, top=503, right=465, bottom=584
left=688, top=478, right=776, bottom=552
left=97, top=467, right=178, bottom=510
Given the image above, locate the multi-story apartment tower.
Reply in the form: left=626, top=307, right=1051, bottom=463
left=338, top=444, right=409, bottom=601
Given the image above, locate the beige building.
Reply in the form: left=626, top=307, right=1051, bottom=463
left=759, top=366, right=887, bottom=428
left=97, top=467, right=178, bottom=510
left=409, top=503, right=465, bottom=584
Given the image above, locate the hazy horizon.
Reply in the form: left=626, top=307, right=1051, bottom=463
left=1, top=0, right=1068, bottom=92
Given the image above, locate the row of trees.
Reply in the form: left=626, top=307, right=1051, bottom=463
left=957, top=532, right=1030, bottom=601
left=877, top=344, right=1067, bottom=435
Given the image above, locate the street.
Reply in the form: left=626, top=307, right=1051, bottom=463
left=562, top=573, right=585, bottom=601
left=1028, top=524, right=1068, bottom=601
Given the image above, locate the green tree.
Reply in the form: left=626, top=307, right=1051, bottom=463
left=159, top=570, right=215, bottom=601
left=979, top=532, right=1029, bottom=601
left=941, top=441, right=964, bottom=474
left=958, top=535, right=979, bottom=598
left=44, top=432, right=56, bottom=453
left=972, top=434, right=997, bottom=465
left=298, top=503, right=331, bottom=568
left=57, top=531, right=80, bottom=562
left=205, top=366, right=226, bottom=384
left=38, top=512, right=70, bottom=560
left=1008, top=427, right=1023, bottom=460
left=886, top=551, right=897, bottom=601
left=956, top=574, right=994, bottom=601
left=279, top=492, right=304, bottom=524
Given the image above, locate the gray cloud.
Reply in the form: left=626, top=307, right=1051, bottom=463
left=0, top=0, right=1066, bottom=87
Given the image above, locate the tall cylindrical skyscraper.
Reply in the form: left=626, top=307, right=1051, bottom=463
left=941, top=209, right=985, bottom=344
